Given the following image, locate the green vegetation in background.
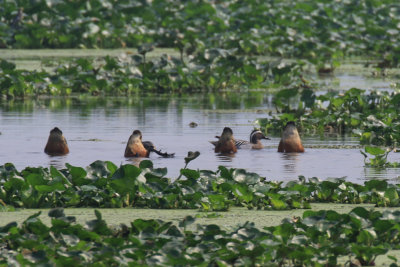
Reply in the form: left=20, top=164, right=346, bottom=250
left=1, top=207, right=400, bottom=266
left=0, top=55, right=304, bottom=97
left=257, top=88, right=400, bottom=146
left=1, top=0, right=400, bottom=70
left=2, top=159, right=400, bottom=210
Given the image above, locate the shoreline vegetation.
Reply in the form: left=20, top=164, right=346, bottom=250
left=1, top=159, right=400, bottom=211
left=1, top=206, right=400, bottom=266
left=2, top=0, right=400, bottom=265
left=2, top=0, right=400, bottom=70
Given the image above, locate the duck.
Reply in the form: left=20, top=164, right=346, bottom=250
left=211, top=127, right=238, bottom=154
left=124, top=130, right=149, bottom=157
left=249, top=129, right=270, bottom=149
left=124, top=130, right=174, bottom=158
left=44, top=127, right=69, bottom=156
left=211, top=128, right=270, bottom=151
left=278, top=121, right=304, bottom=153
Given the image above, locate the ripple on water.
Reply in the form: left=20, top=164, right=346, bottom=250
left=1, top=97, right=400, bottom=184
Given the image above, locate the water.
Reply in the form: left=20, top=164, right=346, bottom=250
left=1, top=49, right=400, bottom=183
left=1, top=95, right=399, bottom=184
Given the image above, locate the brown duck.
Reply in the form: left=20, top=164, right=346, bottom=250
left=278, top=121, right=305, bottom=153
left=124, top=130, right=174, bottom=158
left=44, top=127, right=69, bottom=156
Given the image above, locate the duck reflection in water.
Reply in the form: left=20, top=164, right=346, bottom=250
left=281, top=152, right=300, bottom=174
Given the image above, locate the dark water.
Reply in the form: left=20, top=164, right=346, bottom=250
left=1, top=95, right=399, bottom=183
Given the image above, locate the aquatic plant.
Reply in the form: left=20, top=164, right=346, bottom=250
left=257, top=88, right=400, bottom=146
left=0, top=52, right=303, bottom=97
left=1, top=160, right=400, bottom=210
left=361, top=146, right=400, bottom=168
left=2, top=0, right=400, bottom=69
left=1, top=207, right=400, bottom=266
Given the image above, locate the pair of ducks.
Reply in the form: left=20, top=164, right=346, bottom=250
left=44, top=128, right=173, bottom=157
left=44, top=121, right=304, bottom=156
left=211, top=121, right=304, bottom=153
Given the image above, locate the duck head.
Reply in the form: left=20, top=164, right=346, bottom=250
left=250, top=129, right=270, bottom=144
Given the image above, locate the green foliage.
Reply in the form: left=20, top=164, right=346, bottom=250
left=0, top=52, right=303, bottom=97
left=2, top=161, right=400, bottom=210
left=257, top=89, right=400, bottom=146
left=1, top=0, right=400, bottom=68
left=1, top=208, right=400, bottom=265
left=361, top=146, right=400, bottom=168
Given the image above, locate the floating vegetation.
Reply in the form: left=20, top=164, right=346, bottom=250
left=361, top=146, right=400, bottom=168
left=1, top=160, right=400, bottom=210
left=1, top=0, right=400, bottom=70
left=0, top=50, right=304, bottom=97
left=1, top=207, right=400, bottom=266
left=257, top=88, right=400, bottom=146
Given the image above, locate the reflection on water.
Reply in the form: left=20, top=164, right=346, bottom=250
left=215, top=154, right=235, bottom=162
left=1, top=95, right=400, bottom=184
left=281, top=153, right=300, bottom=173
left=48, top=156, right=68, bottom=170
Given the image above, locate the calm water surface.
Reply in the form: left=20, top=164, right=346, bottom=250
left=1, top=95, right=399, bottom=184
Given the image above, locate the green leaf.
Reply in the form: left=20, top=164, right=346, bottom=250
left=110, top=164, right=142, bottom=194
left=180, top=169, right=200, bottom=180
left=67, top=164, right=88, bottom=186
left=270, top=198, right=287, bottom=210
left=233, top=184, right=253, bottom=203
left=232, top=169, right=260, bottom=184
left=365, top=146, right=386, bottom=156
left=139, top=160, right=153, bottom=169
left=48, top=208, right=65, bottom=218
left=184, top=151, right=200, bottom=164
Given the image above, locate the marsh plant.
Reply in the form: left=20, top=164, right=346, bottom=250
left=2, top=159, right=400, bottom=210
left=2, top=0, right=400, bottom=70
left=361, top=146, right=400, bottom=168
left=257, top=88, right=400, bottom=146
left=1, top=207, right=400, bottom=266
left=0, top=52, right=304, bottom=97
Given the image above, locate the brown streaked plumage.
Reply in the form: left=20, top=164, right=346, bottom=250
left=44, top=127, right=69, bottom=156
left=278, top=121, right=304, bottom=153
left=213, top=127, right=237, bottom=154
left=124, top=130, right=150, bottom=157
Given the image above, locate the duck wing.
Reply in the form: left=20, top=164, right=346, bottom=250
left=235, top=139, right=249, bottom=148
left=210, top=138, right=248, bottom=148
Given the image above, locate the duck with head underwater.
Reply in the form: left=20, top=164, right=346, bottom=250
left=124, top=130, right=174, bottom=158
left=211, top=127, right=237, bottom=154
left=44, top=127, right=69, bottom=156
left=278, top=121, right=304, bottom=153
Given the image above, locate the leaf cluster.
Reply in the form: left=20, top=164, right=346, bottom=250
left=0, top=53, right=303, bottom=97
left=2, top=161, right=400, bottom=210
left=1, top=0, right=400, bottom=68
left=361, top=146, right=400, bottom=168
left=258, top=88, right=400, bottom=146
left=2, top=207, right=400, bottom=266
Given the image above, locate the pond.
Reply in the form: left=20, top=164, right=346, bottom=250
left=1, top=92, right=400, bottom=184
left=1, top=49, right=400, bottom=183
